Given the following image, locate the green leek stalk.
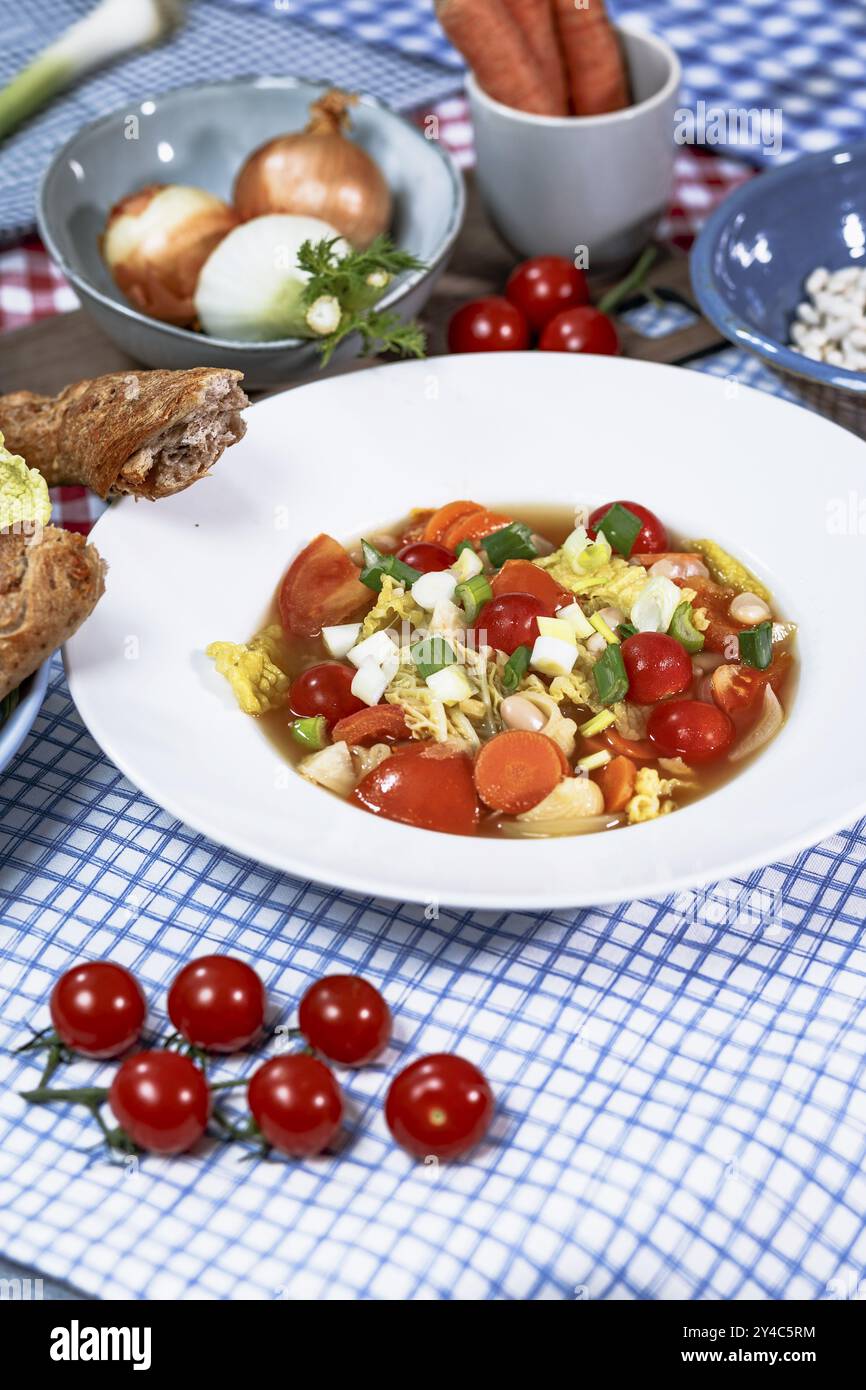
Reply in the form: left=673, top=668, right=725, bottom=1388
left=0, top=0, right=185, bottom=142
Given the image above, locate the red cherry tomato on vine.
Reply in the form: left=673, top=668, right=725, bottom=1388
left=168, top=955, right=266, bottom=1053
left=647, top=699, right=734, bottom=763
left=588, top=500, right=668, bottom=555
left=621, top=633, right=692, bottom=704
left=248, top=1055, right=343, bottom=1157
left=385, top=1054, right=494, bottom=1160
left=474, top=592, right=551, bottom=654
left=505, top=256, right=589, bottom=332
left=49, top=962, right=146, bottom=1059
left=538, top=306, right=619, bottom=355
left=448, top=296, right=530, bottom=353
left=396, top=541, right=454, bottom=573
left=299, top=975, right=391, bottom=1066
left=289, top=662, right=364, bottom=725
left=109, top=1051, right=209, bottom=1155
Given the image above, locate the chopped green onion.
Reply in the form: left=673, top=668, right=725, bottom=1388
left=579, top=709, right=616, bottom=737
left=455, top=574, right=493, bottom=623
left=360, top=539, right=422, bottom=592
left=594, top=502, right=643, bottom=557
left=410, top=636, right=457, bottom=680
left=454, top=539, right=475, bottom=558
left=481, top=521, right=537, bottom=568
left=502, top=645, right=531, bottom=693
left=589, top=612, right=620, bottom=645
left=668, top=601, right=705, bottom=654
left=592, top=644, right=629, bottom=705
left=617, top=622, right=638, bottom=641
left=577, top=750, right=612, bottom=772
left=290, top=716, right=328, bottom=751
left=738, top=620, right=773, bottom=670
left=576, top=537, right=612, bottom=573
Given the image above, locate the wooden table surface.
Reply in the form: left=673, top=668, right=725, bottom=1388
left=0, top=174, right=725, bottom=400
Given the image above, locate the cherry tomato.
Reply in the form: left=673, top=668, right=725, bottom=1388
left=538, top=306, right=619, bottom=355
left=647, top=699, right=734, bottom=763
left=385, top=1054, right=494, bottom=1160
left=167, top=955, right=266, bottom=1053
left=505, top=256, right=589, bottom=332
left=248, top=1055, right=343, bottom=1157
left=448, top=296, right=530, bottom=353
left=711, top=650, right=793, bottom=715
left=490, top=558, right=571, bottom=610
left=49, top=962, right=146, bottom=1059
left=588, top=501, right=668, bottom=555
left=299, top=975, right=391, bottom=1066
left=621, top=633, right=692, bottom=704
left=109, top=1051, right=209, bottom=1155
left=279, top=534, right=368, bottom=639
left=396, top=541, right=454, bottom=573
left=289, top=662, right=364, bottom=725
left=474, top=592, right=551, bottom=655
left=353, top=744, right=481, bottom=836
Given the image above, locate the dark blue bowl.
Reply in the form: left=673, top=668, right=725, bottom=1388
left=691, top=144, right=866, bottom=430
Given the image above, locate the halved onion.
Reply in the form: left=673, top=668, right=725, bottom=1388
left=103, top=184, right=238, bottom=326
left=500, top=814, right=623, bottom=838
left=728, top=684, right=783, bottom=763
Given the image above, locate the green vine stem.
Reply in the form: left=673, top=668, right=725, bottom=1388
left=597, top=245, right=659, bottom=316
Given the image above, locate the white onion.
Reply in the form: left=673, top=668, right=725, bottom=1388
left=728, top=685, right=783, bottom=762
left=194, top=214, right=348, bottom=342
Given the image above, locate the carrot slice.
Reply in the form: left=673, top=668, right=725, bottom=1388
left=332, top=705, right=409, bottom=747
left=473, top=729, right=563, bottom=814
left=278, top=534, right=369, bottom=639
left=552, top=0, right=630, bottom=116
left=422, top=499, right=481, bottom=544
left=491, top=558, right=570, bottom=610
left=603, top=728, right=656, bottom=762
left=444, top=509, right=512, bottom=549
left=596, top=755, right=636, bottom=813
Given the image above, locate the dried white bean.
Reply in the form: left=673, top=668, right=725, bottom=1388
left=729, top=591, right=772, bottom=624
left=586, top=632, right=608, bottom=656
left=499, top=695, right=546, bottom=732
left=796, top=302, right=819, bottom=325
left=806, top=267, right=829, bottom=295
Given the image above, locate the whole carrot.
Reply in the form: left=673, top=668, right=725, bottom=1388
left=436, top=0, right=561, bottom=116
left=553, top=0, right=631, bottom=115
left=503, top=0, right=569, bottom=114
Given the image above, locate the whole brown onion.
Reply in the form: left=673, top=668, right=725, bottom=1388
left=233, top=90, right=392, bottom=250
left=102, top=184, right=238, bottom=326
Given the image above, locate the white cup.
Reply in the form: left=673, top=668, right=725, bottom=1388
left=467, top=24, right=681, bottom=269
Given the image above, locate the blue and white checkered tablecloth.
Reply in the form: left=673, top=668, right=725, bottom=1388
left=1, top=335, right=866, bottom=1302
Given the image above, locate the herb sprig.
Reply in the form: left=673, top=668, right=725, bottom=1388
left=297, top=235, right=428, bottom=366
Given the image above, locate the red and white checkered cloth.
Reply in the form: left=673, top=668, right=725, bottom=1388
left=0, top=100, right=752, bottom=533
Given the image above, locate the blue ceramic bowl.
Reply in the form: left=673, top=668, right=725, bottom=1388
left=0, top=661, right=50, bottom=778
left=691, top=144, right=866, bottom=434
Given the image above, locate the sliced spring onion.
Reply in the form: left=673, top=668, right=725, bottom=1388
left=411, top=636, right=457, bottom=679
left=579, top=709, right=616, bottom=737
left=631, top=575, right=682, bottom=633
left=738, top=620, right=773, bottom=670
left=290, top=716, right=328, bottom=751
left=501, top=645, right=531, bottom=693
left=563, top=525, right=590, bottom=562
left=617, top=622, right=638, bottom=641
left=454, top=573, right=493, bottom=623
left=558, top=601, right=594, bottom=640
left=589, top=612, right=620, bottom=645
left=592, top=643, right=629, bottom=705
left=360, top=539, right=421, bottom=593
left=481, top=521, right=537, bottom=568
left=451, top=545, right=483, bottom=583
left=594, top=502, right=643, bottom=557
left=668, top=601, right=705, bottom=654
left=454, top=539, right=476, bottom=558
left=576, top=536, right=612, bottom=573
left=577, top=750, right=612, bottom=772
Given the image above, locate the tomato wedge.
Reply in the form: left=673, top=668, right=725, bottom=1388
left=603, top=728, right=657, bottom=762
left=423, top=500, right=481, bottom=545
left=490, top=559, right=570, bottom=610
left=711, top=650, right=792, bottom=715
left=443, top=509, right=513, bottom=550
left=279, top=534, right=369, bottom=639
left=352, top=744, right=481, bottom=835
left=332, top=704, right=409, bottom=746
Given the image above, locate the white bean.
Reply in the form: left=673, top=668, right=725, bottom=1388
left=796, top=302, right=819, bottom=325
left=586, top=632, right=608, bottom=656
left=499, top=695, right=546, bottom=732
left=806, top=267, right=829, bottom=295
left=729, top=591, right=772, bottom=624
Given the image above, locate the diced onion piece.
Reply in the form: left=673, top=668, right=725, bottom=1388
left=322, top=622, right=362, bottom=658
left=631, top=575, right=682, bottom=633
left=426, top=665, right=473, bottom=704
left=728, top=684, right=783, bottom=763
left=351, top=658, right=393, bottom=706
left=298, top=741, right=356, bottom=796
left=537, top=616, right=577, bottom=645
left=530, top=635, right=577, bottom=678
left=577, top=750, right=612, bottom=771
left=411, top=569, right=457, bottom=610
left=562, top=525, right=590, bottom=562
left=347, top=630, right=396, bottom=669
left=451, top=547, right=483, bottom=583
left=557, top=601, right=594, bottom=640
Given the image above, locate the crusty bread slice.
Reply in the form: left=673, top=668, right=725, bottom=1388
left=0, top=526, right=106, bottom=701
left=0, top=367, right=248, bottom=500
